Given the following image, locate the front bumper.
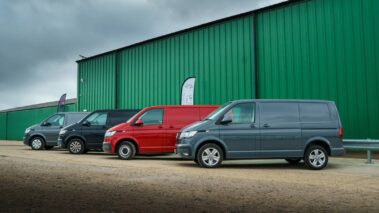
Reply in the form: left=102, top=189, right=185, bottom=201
left=176, top=144, right=193, bottom=159
left=57, top=136, right=68, bottom=149
left=103, top=142, right=112, bottom=153
left=23, top=134, right=30, bottom=146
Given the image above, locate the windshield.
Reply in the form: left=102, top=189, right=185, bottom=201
left=205, top=102, right=231, bottom=120
left=126, top=112, right=140, bottom=123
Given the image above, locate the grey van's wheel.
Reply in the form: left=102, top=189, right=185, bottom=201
left=196, top=143, right=223, bottom=168
left=117, top=141, right=136, bottom=160
left=30, top=137, right=45, bottom=150
left=304, top=145, right=328, bottom=170
left=68, top=138, right=85, bottom=154
left=285, top=158, right=301, bottom=164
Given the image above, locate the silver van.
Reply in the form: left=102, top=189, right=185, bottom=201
left=23, top=112, right=89, bottom=150
left=176, top=100, right=345, bottom=170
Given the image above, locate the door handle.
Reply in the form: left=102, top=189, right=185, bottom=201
left=158, top=125, right=163, bottom=129
left=250, top=124, right=256, bottom=128
left=263, top=124, right=270, bottom=128
left=169, top=125, right=174, bottom=128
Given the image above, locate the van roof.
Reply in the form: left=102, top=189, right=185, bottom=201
left=146, top=105, right=219, bottom=109
left=92, top=109, right=140, bottom=113
left=58, top=112, right=90, bottom=115
left=232, top=99, right=335, bottom=104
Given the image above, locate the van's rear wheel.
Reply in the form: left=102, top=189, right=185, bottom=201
left=304, top=145, right=328, bottom=170
left=285, top=158, right=301, bottom=164
left=117, top=141, right=136, bottom=160
left=30, top=137, right=45, bottom=150
left=196, top=143, right=223, bottom=168
left=68, top=138, right=85, bottom=154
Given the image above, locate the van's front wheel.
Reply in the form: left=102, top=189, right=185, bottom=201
left=117, top=141, right=136, bottom=160
left=304, top=145, right=328, bottom=170
left=196, top=143, right=223, bottom=168
left=68, top=138, right=85, bottom=154
left=30, top=137, right=45, bottom=150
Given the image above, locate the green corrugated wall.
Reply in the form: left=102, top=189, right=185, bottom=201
left=118, top=16, right=255, bottom=108
left=77, top=15, right=255, bottom=111
left=256, top=0, right=379, bottom=139
left=0, top=112, right=7, bottom=139
left=1, top=103, right=77, bottom=140
left=78, top=53, right=116, bottom=111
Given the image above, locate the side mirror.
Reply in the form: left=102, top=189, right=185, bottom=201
left=41, top=121, right=51, bottom=126
left=135, top=119, right=143, bottom=126
left=82, top=120, right=91, bottom=127
left=220, top=116, right=232, bottom=125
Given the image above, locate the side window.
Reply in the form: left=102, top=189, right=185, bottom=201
left=66, top=114, right=86, bottom=125
left=46, top=114, right=65, bottom=126
left=260, top=103, right=299, bottom=123
left=223, top=103, right=255, bottom=124
left=300, top=103, right=331, bottom=122
left=85, top=112, right=108, bottom=126
left=137, top=109, right=163, bottom=125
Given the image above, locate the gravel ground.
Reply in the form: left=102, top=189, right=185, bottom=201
left=0, top=141, right=378, bottom=213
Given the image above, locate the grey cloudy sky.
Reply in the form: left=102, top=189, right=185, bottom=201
left=0, top=0, right=284, bottom=110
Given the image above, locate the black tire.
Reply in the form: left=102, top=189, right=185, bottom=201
left=285, top=158, right=301, bottom=164
left=68, top=138, right=85, bottom=154
left=117, top=141, right=136, bottom=160
left=196, top=143, right=223, bottom=168
left=304, top=145, right=328, bottom=170
left=30, top=137, right=45, bottom=150
left=44, top=145, right=54, bottom=150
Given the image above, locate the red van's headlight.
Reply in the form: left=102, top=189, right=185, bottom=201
left=105, top=131, right=117, bottom=138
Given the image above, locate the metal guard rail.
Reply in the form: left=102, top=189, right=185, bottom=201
left=343, top=139, right=379, bottom=164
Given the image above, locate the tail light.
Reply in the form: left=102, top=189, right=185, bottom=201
left=339, top=128, right=343, bottom=139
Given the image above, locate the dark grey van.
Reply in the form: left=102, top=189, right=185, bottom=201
left=58, top=109, right=139, bottom=154
left=23, top=112, right=90, bottom=150
left=176, top=100, right=345, bottom=170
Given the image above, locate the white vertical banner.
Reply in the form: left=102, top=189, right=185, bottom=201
left=181, top=77, right=196, bottom=105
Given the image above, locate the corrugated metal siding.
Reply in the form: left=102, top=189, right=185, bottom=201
left=6, top=107, right=57, bottom=140
left=116, top=15, right=255, bottom=108
left=64, top=103, right=77, bottom=112
left=77, top=54, right=116, bottom=111
left=0, top=112, right=7, bottom=140
left=4, top=103, right=77, bottom=140
left=256, top=0, right=379, bottom=139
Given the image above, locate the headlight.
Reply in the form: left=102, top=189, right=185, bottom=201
left=105, top=131, right=117, bottom=137
left=179, top=131, right=197, bottom=139
left=25, top=129, right=31, bottom=134
left=59, top=129, right=67, bottom=135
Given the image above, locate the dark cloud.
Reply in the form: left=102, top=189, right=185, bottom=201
left=0, top=0, right=284, bottom=110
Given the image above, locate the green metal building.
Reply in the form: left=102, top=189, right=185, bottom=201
left=0, top=99, right=77, bottom=140
left=77, top=0, right=379, bottom=139
left=1, top=0, right=378, bottom=140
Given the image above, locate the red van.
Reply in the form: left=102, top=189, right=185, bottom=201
left=102, top=105, right=218, bottom=159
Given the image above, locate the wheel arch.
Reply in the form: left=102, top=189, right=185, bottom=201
left=115, top=138, right=139, bottom=154
left=304, top=137, right=332, bottom=156
left=28, top=134, right=46, bottom=146
left=194, top=138, right=227, bottom=159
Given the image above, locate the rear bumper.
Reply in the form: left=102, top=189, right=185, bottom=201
left=331, top=147, right=345, bottom=156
